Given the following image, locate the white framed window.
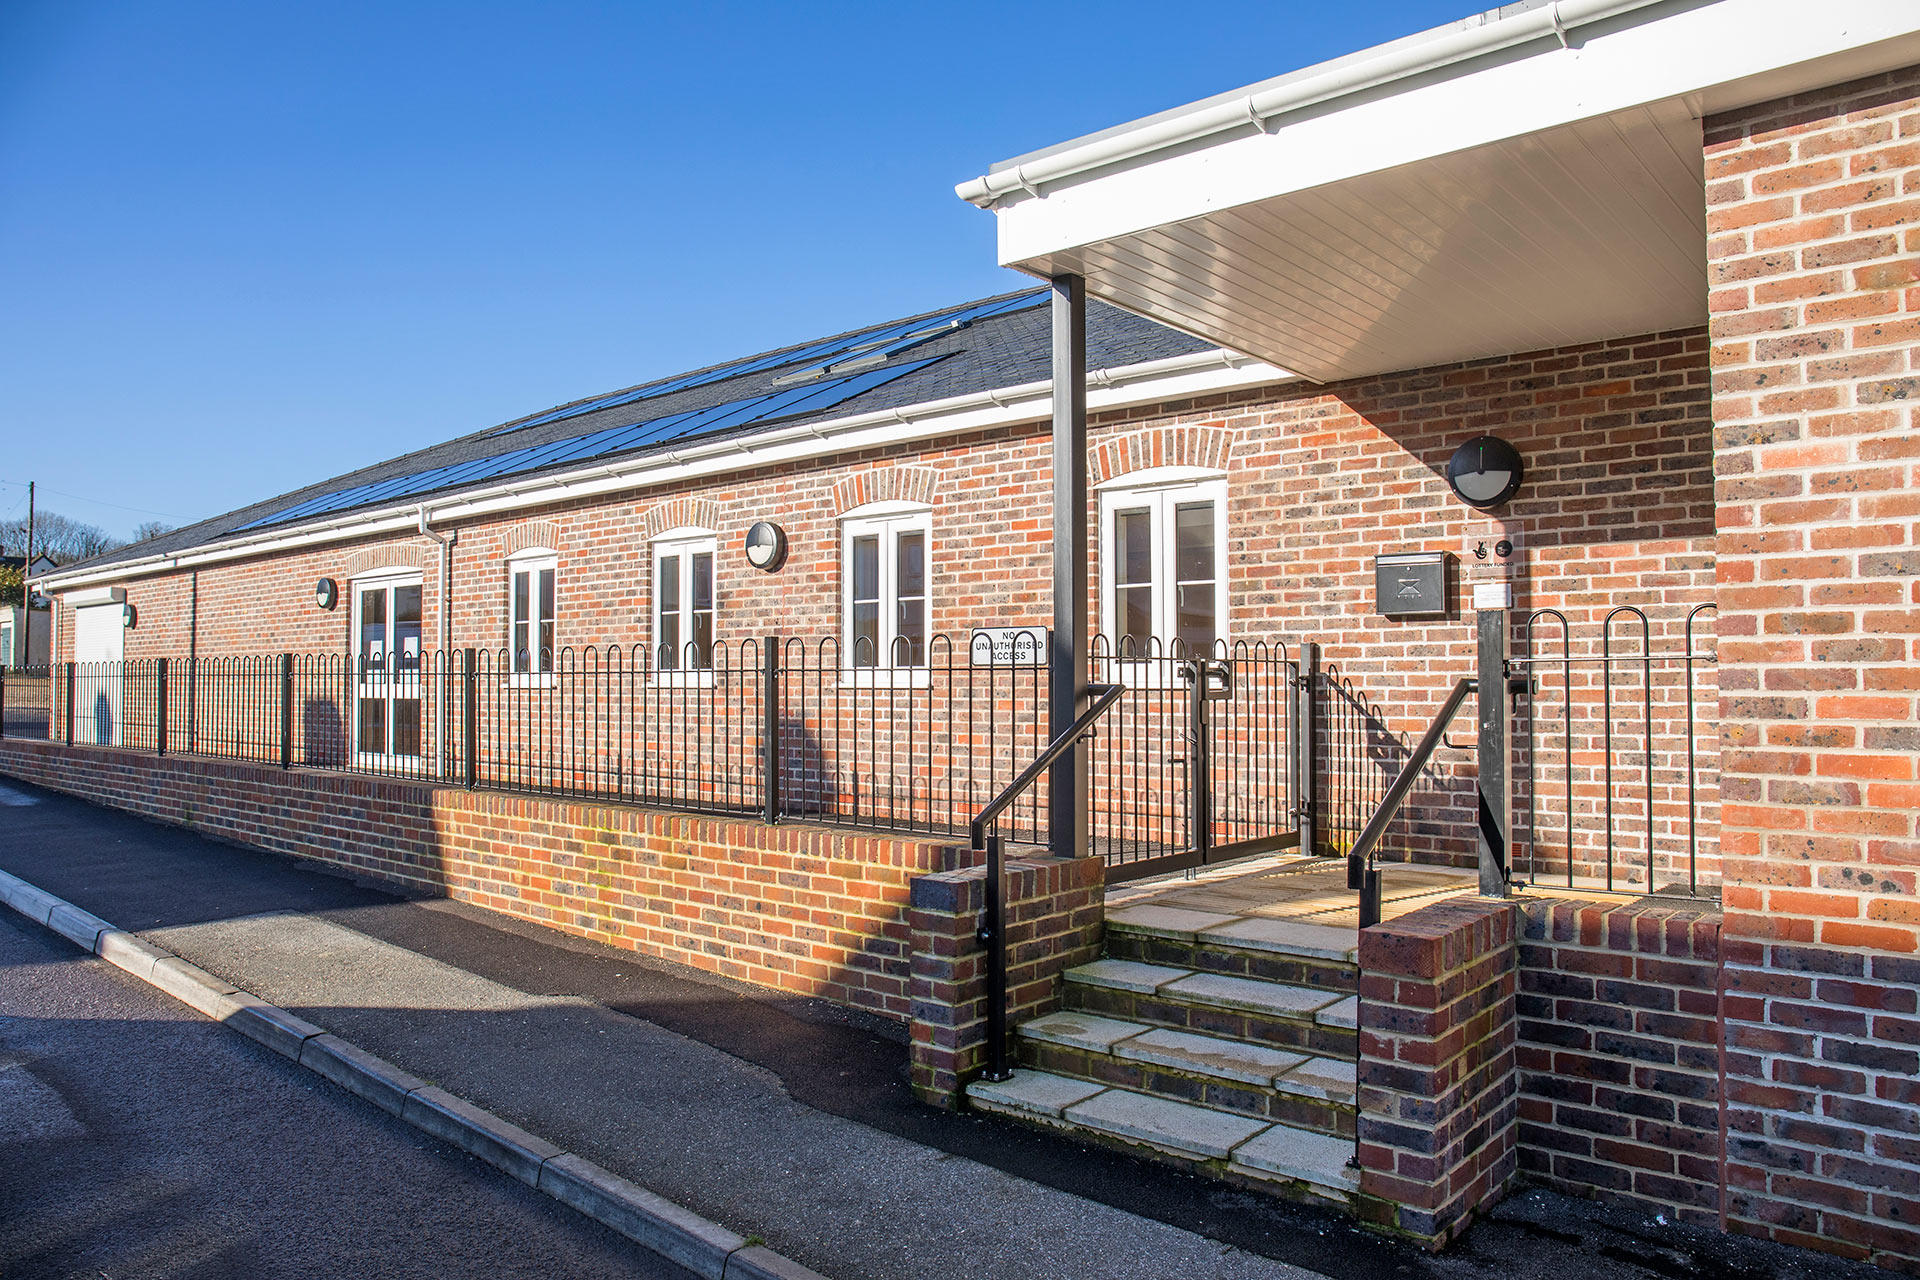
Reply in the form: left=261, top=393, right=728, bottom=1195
left=507, top=549, right=557, bottom=676
left=652, top=528, right=717, bottom=673
left=840, top=502, right=931, bottom=674
left=351, top=570, right=425, bottom=761
left=1098, top=470, right=1228, bottom=659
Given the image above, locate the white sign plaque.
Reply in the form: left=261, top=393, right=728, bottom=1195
left=970, top=626, right=1048, bottom=666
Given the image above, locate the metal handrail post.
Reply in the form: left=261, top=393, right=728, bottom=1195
left=279, top=654, right=294, bottom=770
left=0, top=666, right=7, bottom=741
left=64, top=662, right=75, bottom=744
left=462, top=648, right=479, bottom=789
left=981, top=832, right=1008, bottom=1079
left=155, top=657, right=168, bottom=757
left=1296, top=642, right=1319, bottom=855
left=764, top=635, right=781, bottom=825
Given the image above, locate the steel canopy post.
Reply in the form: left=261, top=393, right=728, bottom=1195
left=1049, top=274, right=1090, bottom=861
left=1477, top=606, right=1511, bottom=897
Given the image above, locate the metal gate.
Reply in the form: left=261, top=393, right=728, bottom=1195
left=1094, top=639, right=1319, bottom=883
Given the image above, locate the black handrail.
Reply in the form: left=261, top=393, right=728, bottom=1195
left=970, top=681, right=1123, bottom=1082
left=1345, top=677, right=1477, bottom=925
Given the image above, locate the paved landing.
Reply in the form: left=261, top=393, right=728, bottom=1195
left=1106, top=856, right=1480, bottom=953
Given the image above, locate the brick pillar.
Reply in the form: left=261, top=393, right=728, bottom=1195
left=1706, top=66, right=1920, bottom=1272
left=1355, top=896, right=1519, bottom=1249
left=907, top=853, right=1104, bottom=1108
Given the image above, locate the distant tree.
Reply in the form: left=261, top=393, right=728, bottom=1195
left=131, top=520, right=174, bottom=542
left=0, top=564, right=21, bottom=608
left=0, top=510, right=122, bottom=563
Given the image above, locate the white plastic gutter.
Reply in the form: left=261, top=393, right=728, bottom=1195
left=955, top=0, right=1665, bottom=208
left=32, top=347, right=1292, bottom=593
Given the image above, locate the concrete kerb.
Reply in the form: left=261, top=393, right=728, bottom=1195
left=0, top=866, right=831, bottom=1280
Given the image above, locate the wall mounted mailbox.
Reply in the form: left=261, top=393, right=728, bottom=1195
left=1374, top=551, right=1452, bottom=618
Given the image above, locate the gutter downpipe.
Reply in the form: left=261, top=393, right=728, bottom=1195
left=418, top=505, right=457, bottom=777
left=954, top=0, right=1664, bottom=206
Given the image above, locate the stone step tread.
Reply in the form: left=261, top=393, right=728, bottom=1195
left=966, top=1070, right=1357, bottom=1193
left=1067, top=961, right=1346, bottom=1025
left=1106, top=906, right=1360, bottom=963
left=1018, top=1012, right=1356, bottom=1101
left=1161, top=971, right=1344, bottom=1021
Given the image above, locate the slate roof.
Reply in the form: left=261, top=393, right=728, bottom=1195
left=65, top=288, right=1212, bottom=575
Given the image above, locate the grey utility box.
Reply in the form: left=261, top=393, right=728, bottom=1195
left=1374, top=551, right=1452, bottom=618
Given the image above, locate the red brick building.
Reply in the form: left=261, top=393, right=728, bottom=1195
left=15, top=0, right=1920, bottom=1269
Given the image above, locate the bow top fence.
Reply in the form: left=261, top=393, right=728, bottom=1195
left=5, top=635, right=1310, bottom=875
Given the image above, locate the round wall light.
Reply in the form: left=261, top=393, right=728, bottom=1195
left=315, top=577, right=339, bottom=611
left=121, top=603, right=137, bottom=630
left=744, top=521, right=788, bottom=573
left=1446, top=435, right=1524, bottom=510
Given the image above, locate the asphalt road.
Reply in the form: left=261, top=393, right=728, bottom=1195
left=0, top=908, right=695, bottom=1280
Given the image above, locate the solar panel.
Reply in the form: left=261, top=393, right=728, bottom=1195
left=489, top=289, right=1046, bottom=436
left=235, top=354, right=948, bottom=532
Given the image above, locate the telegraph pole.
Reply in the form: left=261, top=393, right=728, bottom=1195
left=18, top=481, right=33, bottom=671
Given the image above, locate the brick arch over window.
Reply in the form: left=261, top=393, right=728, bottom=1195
left=500, top=521, right=562, bottom=557
left=342, top=546, right=429, bottom=579
left=832, top=466, right=941, bottom=516
left=1090, top=425, right=1234, bottom=486
left=642, top=498, right=724, bottom=538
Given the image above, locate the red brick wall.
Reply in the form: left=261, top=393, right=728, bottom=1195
left=1356, top=896, right=1519, bottom=1249
left=59, top=328, right=1717, bottom=880
left=908, top=852, right=1105, bottom=1108
left=1706, top=66, right=1920, bottom=1273
left=0, top=736, right=958, bottom=1020
left=1515, top=898, right=1723, bottom=1225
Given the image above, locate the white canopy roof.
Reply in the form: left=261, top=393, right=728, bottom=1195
left=958, top=0, right=1920, bottom=382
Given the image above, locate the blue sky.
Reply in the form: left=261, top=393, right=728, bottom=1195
left=1, top=1, right=1471, bottom=541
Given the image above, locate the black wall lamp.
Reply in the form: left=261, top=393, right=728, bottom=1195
left=1446, top=435, right=1524, bottom=509
left=315, top=577, right=338, bottom=610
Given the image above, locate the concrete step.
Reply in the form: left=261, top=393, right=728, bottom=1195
left=1104, top=905, right=1358, bottom=994
left=1063, top=960, right=1357, bottom=1058
left=966, top=1069, right=1359, bottom=1203
left=1017, top=1010, right=1356, bottom=1136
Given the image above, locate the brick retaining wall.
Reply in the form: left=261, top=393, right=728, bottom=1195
left=1515, top=899, right=1724, bottom=1226
left=1356, top=897, right=1519, bottom=1248
left=0, top=737, right=958, bottom=1019
left=907, top=852, right=1105, bottom=1108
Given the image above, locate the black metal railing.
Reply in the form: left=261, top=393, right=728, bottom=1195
left=0, top=664, right=52, bottom=741
left=28, top=633, right=1317, bottom=873
left=1514, top=603, right=1719, bottom=897
left=971, top=681, right=1125, bottom=1082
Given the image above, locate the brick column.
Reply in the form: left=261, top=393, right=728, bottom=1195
left=1355, top=896, right=1518, bottom=1249
left=907, top=853, right=1104, bottom=1109
left=1706, top=67, right=1920, bottom=1272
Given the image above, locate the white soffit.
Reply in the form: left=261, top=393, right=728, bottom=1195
left=969, top=0, right=1920, bottom=382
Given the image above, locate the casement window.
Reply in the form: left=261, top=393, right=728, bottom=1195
left=507, top=549, right=557, bottom=675
left=652, top=529, right=717, bottom=672
left=841, top=503, right=931, bottom=670
left=1098, top=471, right=1228, bottom=658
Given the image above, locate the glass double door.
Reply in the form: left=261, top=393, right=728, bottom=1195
left=354, top=579, right=423, bottom=760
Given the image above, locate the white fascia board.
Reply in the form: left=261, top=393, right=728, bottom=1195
left=983, top=0, right=1920, bottom=266
left=37, top=352, right=1296, bottom=592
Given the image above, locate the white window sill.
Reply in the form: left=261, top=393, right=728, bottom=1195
left=650, top=670, right=718, bottom=688
left=837, top=667, right=933, bottom=690
left=502, top=673, right=559, bottom=690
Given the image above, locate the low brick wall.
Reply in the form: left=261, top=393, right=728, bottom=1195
left=1515, top=899, right=1724, bottom=1226
left=908, top=852, right=1104, bottom=1108
left=1356, top=896, right=1519, bottom=1249
left=1723, top=939, right=1920, bottom=1273
left=0, top=738, right=958, bottom=1019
